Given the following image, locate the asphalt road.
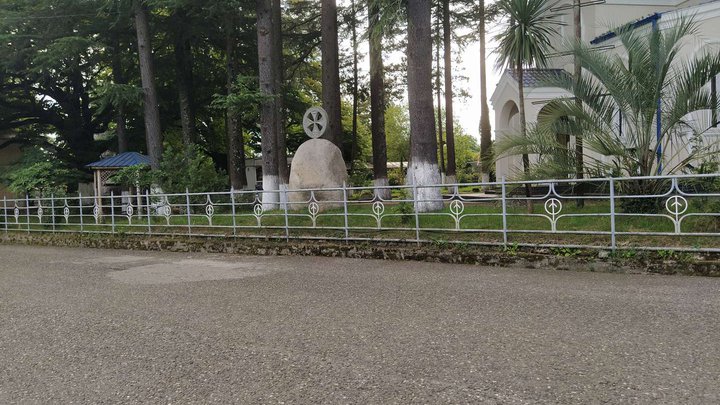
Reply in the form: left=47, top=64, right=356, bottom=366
left=1, top=245, right=719, bottom=404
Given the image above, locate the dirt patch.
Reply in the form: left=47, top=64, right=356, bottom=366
left=108, top=258, right=270, bottom=285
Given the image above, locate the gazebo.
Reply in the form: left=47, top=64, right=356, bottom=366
left=86, top=152, right=151, bottom=199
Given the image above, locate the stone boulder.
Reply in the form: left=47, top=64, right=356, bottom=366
left=288, top=139, right=348, bottom=210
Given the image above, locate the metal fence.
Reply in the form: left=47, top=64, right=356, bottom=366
left=2, top=173, right=720, bottom=252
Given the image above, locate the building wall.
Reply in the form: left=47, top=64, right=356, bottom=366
left=491, top=1, right=720, bottom=180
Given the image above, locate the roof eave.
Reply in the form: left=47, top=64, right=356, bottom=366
left=590, top=12, right=661, bottom=45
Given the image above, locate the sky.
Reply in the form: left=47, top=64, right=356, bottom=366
left=453, top=27, right=503, bottom=140
left=343, top=3, right=505, bottom=143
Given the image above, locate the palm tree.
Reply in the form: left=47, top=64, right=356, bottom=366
left=495, top=18, right=720, bottom=193
left=494, top=0, right=561, bottom=211
left=407, top=0, right=443, bottom=212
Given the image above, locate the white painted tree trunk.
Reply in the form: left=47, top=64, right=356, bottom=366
left=408, top=162, right=443, bottom=212
left=278, top=182, right=288, bottom=208
left=373, top=177, right=391, bottom=200
left=262, top=175, right=279, bottom=211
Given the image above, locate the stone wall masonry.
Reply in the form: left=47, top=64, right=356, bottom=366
left=2, top=232, right=719, bottom=277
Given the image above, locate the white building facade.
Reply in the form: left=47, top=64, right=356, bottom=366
left=491, top=0, right=720, bottom=179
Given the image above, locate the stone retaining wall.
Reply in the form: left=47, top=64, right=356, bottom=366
left=2, top=232, right=719, bottom=276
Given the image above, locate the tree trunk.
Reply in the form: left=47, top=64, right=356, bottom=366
left=479, top=0, right=492, bottom=184
left=257, top=0, right=279, bottom=209
left=272, top=0, right=289, bottom=192
left=434, top=9, right=446, bottom=178
left=574, top=0, right=585, bottom=208
left=321, top=0, right=343, bottom=149
left=442, top=0, right=456, bottom=182
left=111, top=34, right=129, bottom=154
left=226, top=18, right=247, bottom=190
left=116, top=104, right=128, bottom=153
left=368, top=0, right=389, bottom=199
left=407, top=0, right=443, bottom=212
left=133, top=0, right=163, bottom=169
left=173, top=9, right=197, bottom=146
left=350, top=0, right=359, bottom=168
left=517, top=64, right=533, bottom=213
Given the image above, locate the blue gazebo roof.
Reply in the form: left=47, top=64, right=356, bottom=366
left=87, top=152, right=151, bottom=169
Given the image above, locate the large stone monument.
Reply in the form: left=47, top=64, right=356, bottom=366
left=288, top=107, right=347, bottom=209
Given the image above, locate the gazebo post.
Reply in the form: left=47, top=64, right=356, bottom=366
left=94, top=170, right=103, bottom=218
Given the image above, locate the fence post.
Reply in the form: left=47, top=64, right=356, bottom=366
left=282, top=188, right=290, bottom=242
left=501, top=177, right=508, bottom=248
left=185, top=188, right=192, bottom=235
left=146, top=190, right=152, bottom=235
left=50, top=194, right=56, bottom=233
left=413, top=183, right=420, bottom=244
left=78, top=192, right=84, bottom=233
left=3, top=196, right=7, bottom=235
left=25, top=194, right=30, bottom=233
left=110, top=191, right=116, bottom=234
left=230, top=188, right=237, bottom=237
left=342, top=182, right=349, bottom=241
left=609, top=177, right=616, bottom=251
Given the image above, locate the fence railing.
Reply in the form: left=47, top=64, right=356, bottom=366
left=3, top=173, right=720, bottom=252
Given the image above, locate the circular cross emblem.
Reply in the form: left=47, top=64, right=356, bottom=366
left=253, top=204, right=263, bottom=217
left=126, top=204, right=134, bottom=217
left=449, top=200, right=464, bottom=216
left=93, top=205, right=101, bottom=220
left=308, top=201, right=320, bottom=216
left=302, top=106, right=328, bottom=139
left=544, top=198, right=562, bottom=216
left=37, top=206, right=43, bottom=220
left=372, top=201, right=385, bottom=216
left=63, top=206, right=70, bottom=221
left=205, top=204, right=215, bottom=217
left=665, top=195, right=688, bottom=216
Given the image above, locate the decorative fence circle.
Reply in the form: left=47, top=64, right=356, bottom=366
left=308, top=201, right=320, bottom=217
left=544, top=198, right=562, bottom=216
left=449, top=200, right=464, bottom=216
left=665, top=195, right=688, bottom=216
left=372, top=201, right=385, bottom=216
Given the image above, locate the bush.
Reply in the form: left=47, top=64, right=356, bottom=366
left=154, top=145, right=228, bottom=194
left=348, top=164, right=372, bottom=187
left=5, top=148, right=83, bottom=198
left=388, top=168, right=406, bottom=186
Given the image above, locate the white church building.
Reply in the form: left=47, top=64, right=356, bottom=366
left=491, top=0, right=720, bottom=179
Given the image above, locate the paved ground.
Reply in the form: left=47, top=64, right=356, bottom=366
left=1, top=245, right=719, bottom=404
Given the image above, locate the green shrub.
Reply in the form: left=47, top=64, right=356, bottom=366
left=154, top=145, right=228, bottom=193
left=388, top=168, right=406, bottom=186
